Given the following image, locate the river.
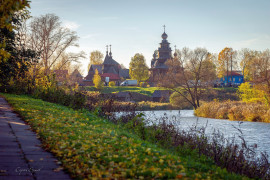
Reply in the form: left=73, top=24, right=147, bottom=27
left=139, top=110, right=270, bottom=158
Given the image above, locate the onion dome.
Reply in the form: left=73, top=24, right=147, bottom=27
left=174, top=51, right=177, bottom=57
left=162, top=32, right=168, bottom=40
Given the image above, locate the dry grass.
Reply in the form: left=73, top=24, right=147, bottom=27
left=195, top=100, right=270, bottom=122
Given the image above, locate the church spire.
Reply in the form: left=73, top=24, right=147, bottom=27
left=106, top=45, right=108, bottom=55
left=109, top=44, right=112, bottom=57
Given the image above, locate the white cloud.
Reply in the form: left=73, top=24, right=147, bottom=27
left=231, top=34, right=270, bottom=50
left=63, top=20, right=80, bottom=30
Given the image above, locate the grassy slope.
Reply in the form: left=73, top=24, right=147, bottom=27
left=2, top=93, right=249, bottom=179
left=84, top=86, right=162, bottom=96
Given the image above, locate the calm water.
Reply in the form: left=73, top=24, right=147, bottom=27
left=140, top=110, right=270, bottom=158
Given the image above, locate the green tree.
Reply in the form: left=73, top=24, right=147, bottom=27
left=88, top=50, right=103, bottom=71
left=93, top=69, right=103, bottom=90
left=129, top=53, right=149, bottom=83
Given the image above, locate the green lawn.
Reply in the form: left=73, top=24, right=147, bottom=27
left=1, top=93, right=249, bottom=179
left=84, top=86, right=162, bottom=96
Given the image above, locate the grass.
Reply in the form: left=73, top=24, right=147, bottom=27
left=1, top=93, right=250, bottom=179
left=83, top=86, right=162, bottom=97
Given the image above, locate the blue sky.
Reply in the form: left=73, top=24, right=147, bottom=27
left=30, top=0, right=270, bottom=75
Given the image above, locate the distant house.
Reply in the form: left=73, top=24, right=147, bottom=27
left=116, top=92, right=132, bottom=102
left=152, top=90, right=172, bottom=102
left=70, top=69, right=83, bottom=85
left=219, top=71, right=244, bottom=86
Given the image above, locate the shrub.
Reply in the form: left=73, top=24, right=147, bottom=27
left=237, top=82, right=266, bottom=104
left=195, top=100, right=270, bottom=122
left=139, top=82, right=148, bottom=87
left=109, top=81, right=115, bottom=87
left=93, top=69, right=104, bottom=90
left=170, top=92, right=193, bottom=109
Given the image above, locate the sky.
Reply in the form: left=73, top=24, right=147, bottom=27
left=29, top=0, right=270, bottom=76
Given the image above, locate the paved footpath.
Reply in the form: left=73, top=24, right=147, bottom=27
left=0, top=97, right=72, bottom=180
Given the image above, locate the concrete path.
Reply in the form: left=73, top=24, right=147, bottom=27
left=0, top=97, right=71, bottom=180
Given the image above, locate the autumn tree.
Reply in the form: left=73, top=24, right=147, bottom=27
left=129, top=53, right=149, bottom=83
left=253, top=50, right=270, bottom=93
left=160, top=47, right=216, bottom=109
left=0, top=0, right=29, bottom=62
left=217, top=47, right=237, bottom=85
left=0, top=2, right=38, bottom=88
left=238, top=49, right=259, bottom=82
left=27, top=14, right=84, bottom=75
left=88, top=50, right=103, bottom=71
left=93, top=69, right=103, bottom=90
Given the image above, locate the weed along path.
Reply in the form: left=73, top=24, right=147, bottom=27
left=0, top=97, right=71, bottom=180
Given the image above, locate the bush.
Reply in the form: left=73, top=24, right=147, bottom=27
left=109, top=81, right=115, bottom=87
left=139, top=82, right=148, bottom=87
left=170, top=92, right=193, bottom=109
left=195, top=100, right=270, bottom=122
left=237, top=82, right=266, bottom=104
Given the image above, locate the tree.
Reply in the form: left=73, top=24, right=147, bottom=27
left=27, top=14, right=83, bottom=75
left=160, top=47, right=216, bottom=109
left=93, top=69, right=103, bottom=90
left=253, top=50, right=270, bottom=94
left=217, top=47, right=237, bottom=85
left=129, top=53, right=149, bottom=83
left=0, top=4, right=38, bottom=88
left=0, top=0, right=29, bottom=63
left=88, top=50, right=103, bottom=71
left=54, top=52, right=86, bottom=71
left=238, top=48, right=259, bottom=82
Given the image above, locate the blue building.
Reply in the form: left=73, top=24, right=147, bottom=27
left=219, top=71, right=244, bottom=86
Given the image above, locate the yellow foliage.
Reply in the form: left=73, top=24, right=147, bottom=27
left=0, top=0, right=29, bottom=62
left=93, top=69, right=103, bottom=90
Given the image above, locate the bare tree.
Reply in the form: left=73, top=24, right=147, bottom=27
left=28, top=14, right=82, bottom=75
left=53, top=51, right=86, bottom=71
left=160, top=47, right=216, bottom=109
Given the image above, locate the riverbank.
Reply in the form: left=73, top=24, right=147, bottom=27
left=1, top=93, right=249, bottom=179
left=195, top=100, right=270, bottom=123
